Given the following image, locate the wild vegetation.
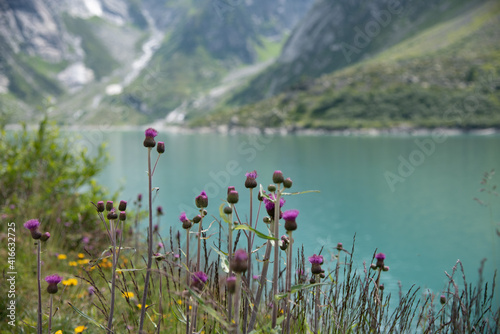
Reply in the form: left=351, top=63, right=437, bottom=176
left=0, top=122, right=498, bottom=333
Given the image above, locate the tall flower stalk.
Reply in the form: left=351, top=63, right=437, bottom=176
left=24, top=219, right=44, bottom=334
left=282, top=209, right=298, bottom=334
left=45, top=274, right=62, bottom=334
left=271, top=170, right=284, bottom=328
left=138, top=128, right=160, bottom=333
left=309, top=254, right=324, bottom=334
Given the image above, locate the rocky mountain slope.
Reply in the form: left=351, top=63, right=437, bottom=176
left=0, top=0, right=313, bottom=125
left=200, top=0, right=500, bottom=131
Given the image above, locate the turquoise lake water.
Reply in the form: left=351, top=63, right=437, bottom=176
left=89, top=129, right=500, bottom=304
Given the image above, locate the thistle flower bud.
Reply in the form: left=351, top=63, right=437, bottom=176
left=223, top=206, right=232, bottom=214
left=231, top=249, right=248, bottom=273
left=319, top=273, right=326, bottom=279
left=267, top=184, right=276, bottom=192
left=118, top=200, right=127, bottom=211
left=157, top=141, right=165, bottom=154
left=96, top=201, right=105, bottom=213
left=440, top=295, right=446, bottom=305
left=263, top=216, right=271, bottom=224
left=309, top=254, right=324, bottom=275
left=226, top=276, right=236, bottom=294
left=119, top=211, right=127, bottom=221
left=227, top=186, right=236, bottom=194
left=310, top=277, right=316, bottom=284
left=272, top=170, right=284, bottom=184
left=379, top=284, right=385, bottom=291
left=193, top=214, right=202, bottom=224
left=179, top=212, right=192, bottom=229
left=195, top=190, right=208, bottom=208
left=280, top=235, right=289, bottom=250
left=336, top=243, right=343, bottom=251
left=137, top=193, right=142, bottom=202
left=143, top=128, right=157, bottom=148
left=227, top=190, right=239, bottom=204
left=375, top=253, right=386, bottom=269
left=245, top=170, right=258, bottom=189
left=157, top=206, right=163, bottom=216
left=283, top=177, right=293, bottom=189
left=107, top=209, right=118, bottom=220
left=106, top=201, right=113, bottom=212
left=40, top=232, right=51, bottom=242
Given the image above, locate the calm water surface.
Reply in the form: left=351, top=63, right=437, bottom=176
left=89, top=130, right=499, bottom=302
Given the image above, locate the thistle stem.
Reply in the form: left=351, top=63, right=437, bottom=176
left=138, top=148, right=153, bottom=333
left=271, top=186, right=281, bottom=328
left=284, top=230, right=293, bottom=334
left=107, top=219, right=117, bottom=333
left=234, top=274, right=242, bottom=334
left=47, top=294, right=53, bottom=334
left=37, top=241, right=42, bottom=334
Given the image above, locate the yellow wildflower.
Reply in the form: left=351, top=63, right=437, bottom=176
left=55, top=331, right=63, bottom=334
left=177, top=299, right=182, bottom=305
left=122, top=291, right=134, bottom=298
left=74, top=325, right=87, bottom=333
left=78, top=259, right=90, bottom=265
left=57, top=254, right=67, bottom=260
left=69, top=261, right=77, bottom=266
left=137, top=304, right=149, bottom=309
left=62, top=278, right=78, bottom=286
left=78, top=253, right=85, bottom=259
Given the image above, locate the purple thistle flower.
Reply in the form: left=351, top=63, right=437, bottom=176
left=157, top=242, right=164, bottom=249
left=45, top=274, right=63, bottom=294
left=308, top=254, right=324, bottom=265
left=252, top=275, right=260, bottom=280
left=144, top=128, right=158, bottom=147
left=145, top=128, right=158, bottom=138
left=179, top=212, right=189, bottom=223
left=375, top=253, right=386, bottom=260
left=282, top=209, right=299, bottom=221
left=24, top=219, right=40, bottom=231
left=88, top=286, right=96, bottom=296
left=245, top=170, right=258, bottom=179
left=45, top=274, right=63, bottom=285
left=263, top=194, right=286, bottom=217
left=157, top=206, right=163, bottom=215
left=283, top=209, right=299, bottom=231
left=24, top=219, right=42, bottom=239
left=191, top=271, right=208, bottom=291
left=226, top=275, right=237, bottom=283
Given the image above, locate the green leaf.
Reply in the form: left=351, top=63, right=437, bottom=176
left=67, top=302, right=107, bottom=331
left=211, top=246, right=229, bottom=273
left=233, top=224, right=278, bottom=241
left=281, top=190, right=320, bottom=196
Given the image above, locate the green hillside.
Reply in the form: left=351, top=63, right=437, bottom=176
left=196, top=1, right=500, bottom=130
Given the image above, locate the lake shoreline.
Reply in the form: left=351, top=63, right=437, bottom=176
left=6, top=122, right=500, bottom=136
